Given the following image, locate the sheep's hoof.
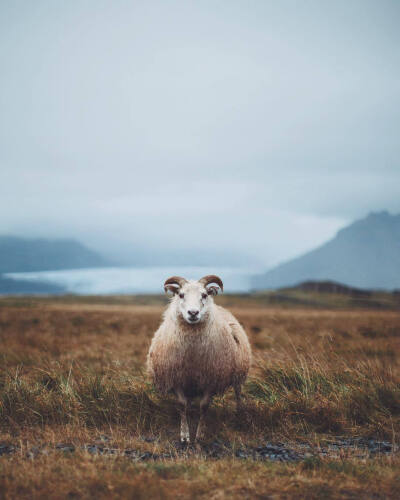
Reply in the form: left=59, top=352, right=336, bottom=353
left=180, top=436, right=190, bottom=445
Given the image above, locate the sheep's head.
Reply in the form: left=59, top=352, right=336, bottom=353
left=164, top=275, right=223, bottom=325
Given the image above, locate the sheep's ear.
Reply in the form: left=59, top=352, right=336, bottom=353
left=207, top=285, right=220, bottom=296
left=164, top=284, right=180, bottom=295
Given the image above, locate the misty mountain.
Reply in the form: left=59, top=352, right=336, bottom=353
left=252, top=211, right=400, bottom=290
left=0, top=236, right=109, bottom=273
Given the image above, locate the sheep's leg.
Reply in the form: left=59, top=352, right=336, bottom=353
left=176, top=390, right=190, bottom=444
left=195, top=392, right=211, bottom=443
left=234, top=383, right=243, bottom=413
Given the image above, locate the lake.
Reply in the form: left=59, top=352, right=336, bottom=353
left=6, top=266, right=258, bottom=294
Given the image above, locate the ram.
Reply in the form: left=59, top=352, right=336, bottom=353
left=147, top=275, right=251, bottom=443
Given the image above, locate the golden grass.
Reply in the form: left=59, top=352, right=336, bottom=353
left=1, top=454, right=400, bottom=500
left=0, top=296, right=399, bottom=498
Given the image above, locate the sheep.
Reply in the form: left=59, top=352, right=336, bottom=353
left=146, top=275, right=251, bottom=443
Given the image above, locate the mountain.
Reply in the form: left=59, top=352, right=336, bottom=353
left=252, top=211, right=400, bottom=290
left=0, top=236, right=109, bottom=273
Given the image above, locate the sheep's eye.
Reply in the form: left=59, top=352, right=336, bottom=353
left=179, top=293, right=184, bottom=299
left=202, top=293, right=207, bottom=300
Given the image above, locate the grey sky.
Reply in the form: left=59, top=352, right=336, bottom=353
left=1, top=0, right=399, bottom=266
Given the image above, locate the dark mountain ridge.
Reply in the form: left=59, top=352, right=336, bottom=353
left=283, top=280, right=372, bottom=297
left=0, top=236, right=108, bottom=273
left=252, top=211, right=400, bottom=290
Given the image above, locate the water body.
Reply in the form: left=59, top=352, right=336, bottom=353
left=6, top=266, right=258, bottom=295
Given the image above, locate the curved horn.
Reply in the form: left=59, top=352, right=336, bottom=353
left=198, top=275, right=224, bottom=292
left=164, top=276, right=188, bottom=294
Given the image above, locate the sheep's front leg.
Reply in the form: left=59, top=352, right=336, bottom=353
left=195, top=392, right=211, bottom=443
left=176, top=390, right=190, bottom=444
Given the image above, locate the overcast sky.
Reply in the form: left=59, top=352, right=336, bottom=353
left=1, top=0, right=399, bottom=267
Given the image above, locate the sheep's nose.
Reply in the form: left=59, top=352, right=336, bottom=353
left=188, top=309, right=199, bottom=318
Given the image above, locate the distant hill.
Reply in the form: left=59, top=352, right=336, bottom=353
left=0, top=236, right=108, bottom=273
left=283, top=280, right=372, bottom=297
left=252, top=211, right=400, bottom=290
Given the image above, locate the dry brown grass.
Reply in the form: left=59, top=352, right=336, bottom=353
left=0, top=296, right=399, bottom=498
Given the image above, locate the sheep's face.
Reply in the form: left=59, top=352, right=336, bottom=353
left=164, top=275, right=223, bottom=325
left=176, top=281, right=215, bottom=325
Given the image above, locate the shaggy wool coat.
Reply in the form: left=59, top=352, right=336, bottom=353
left=147, top=302, right=251, bottom=398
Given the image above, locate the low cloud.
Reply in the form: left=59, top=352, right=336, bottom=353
left=0, top=1, right=399, bottom=267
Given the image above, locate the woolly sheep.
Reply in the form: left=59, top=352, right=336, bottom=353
left=146, top=275, right=252, bottom=443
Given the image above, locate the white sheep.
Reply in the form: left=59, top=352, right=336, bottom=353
left=147, top=275, right=251, bottom=443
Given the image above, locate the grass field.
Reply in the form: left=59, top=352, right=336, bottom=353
left=0, top=294, right=399, bottom=499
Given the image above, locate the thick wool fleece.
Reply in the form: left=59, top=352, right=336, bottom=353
left=147, top=301, right=251, bottom=398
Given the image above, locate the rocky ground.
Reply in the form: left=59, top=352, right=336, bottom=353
left=1, top=436, right=397, bottom=463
